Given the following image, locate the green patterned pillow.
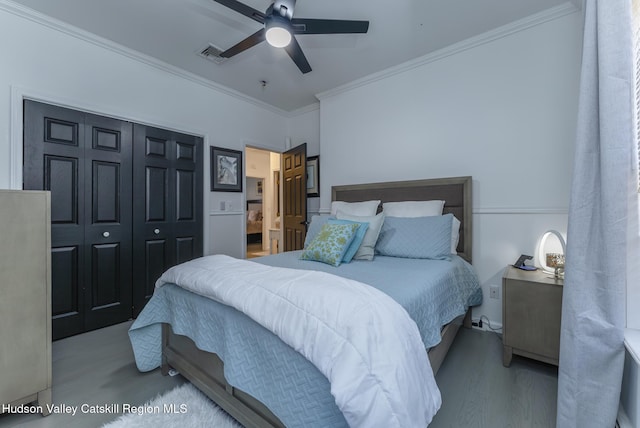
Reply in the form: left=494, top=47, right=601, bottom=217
left=300, top=223, right=361, bottom=267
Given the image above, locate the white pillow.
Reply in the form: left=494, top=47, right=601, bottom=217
left=330, top=200, right=380, bottom=216
left=451, top=216, right=461, bottom=254
left=336, top=211, right=385, bottom=260
left=382, top=200, right=444, bottom=217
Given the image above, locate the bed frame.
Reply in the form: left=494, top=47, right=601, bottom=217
left=161, top=176, right=474, bottom=428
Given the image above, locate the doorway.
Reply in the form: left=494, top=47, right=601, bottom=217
left=245, top=147, right=281, bottom=259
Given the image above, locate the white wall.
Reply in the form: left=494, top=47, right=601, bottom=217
left=314, top=11, right=583, bottom=325
left=0, top=4, right=289, bottom=258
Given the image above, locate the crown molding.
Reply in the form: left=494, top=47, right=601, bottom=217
left=0, top=0, right=290, bottom=118
left=316, top=2, right=579, bottom=102
left=287, top=102, right=320, bottom=118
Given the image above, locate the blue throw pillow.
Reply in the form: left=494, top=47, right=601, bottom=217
left=300, top=223, right=361, bottom=267
left=375, top=214, right=453, bottom=260
left=304, top=215, right=335, bottom=248
left=327, top=219, right=369, bottom=263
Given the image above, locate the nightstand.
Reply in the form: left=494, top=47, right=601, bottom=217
left=502, top=266, right=563, bottom=367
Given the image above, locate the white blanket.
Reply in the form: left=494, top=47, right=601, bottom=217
left=156, top=255, right=441, bottom=427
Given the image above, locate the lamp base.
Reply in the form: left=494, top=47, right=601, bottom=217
left=542, top=267, right=564, bottom=279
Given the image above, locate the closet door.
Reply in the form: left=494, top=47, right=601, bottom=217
left=23, top=101, right=133, bottom=339
left=83, top=113, right=133, bottom=332
left=132, top=124, right=203, bottom=316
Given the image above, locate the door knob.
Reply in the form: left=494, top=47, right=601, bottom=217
left=102, top=231, right=110, bottom=238
left=154, top=229, right=160, bottom=235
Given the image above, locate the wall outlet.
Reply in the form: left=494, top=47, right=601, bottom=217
left=489, top=285, right=500, bottom=299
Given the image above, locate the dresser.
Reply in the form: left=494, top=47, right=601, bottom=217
left=502, top=266, right=563, bottom=367
left=0, top=190, right=52, bottom=415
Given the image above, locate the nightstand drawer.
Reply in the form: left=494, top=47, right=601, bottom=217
left=502, top=266, right=563, bottom=367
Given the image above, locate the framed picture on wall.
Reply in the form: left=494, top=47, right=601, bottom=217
left=307, top=155, right=319, bottom=197
left=211, top=146, right=243, bottom=192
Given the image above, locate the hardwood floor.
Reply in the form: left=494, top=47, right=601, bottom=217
left=430, top=328, right=558, bottom=428
left=0, top=323, right=557, bottom=428
left=0, top=321, right=184, bottom=428
left=247, top=242, right=269, bottom=259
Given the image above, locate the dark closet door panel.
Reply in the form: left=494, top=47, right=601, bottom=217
left=132, top=124, right=203, bottom=317
left=45, top=117, right=79, bottom=146
left=144, top=239, right=169, bottom=300
left=50, top=244, right=83, bottom=338
left=83, top=113, right=133, bottom=332
left=51, top=246, right=80, bottom=318
left=146, top=137, right=167, bottom=158
left=92, top=161, right=120, bottom=224
left=146, top=166, right=169, bottom=222
left=172, top=136, right=203, bottom=246
left=176, top=237, right=195, bottom=264
left=45, top=156, right=78, bottom=224
left=176, top=143, right=194, bottom=161
left=176, top=169, right=195, bottom=221
left=93, top=127, right=121, bottom=152
left=91, top=243, right=121, bottom=308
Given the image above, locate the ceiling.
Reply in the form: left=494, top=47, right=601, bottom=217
left=10, top=0, right=574, bottom=112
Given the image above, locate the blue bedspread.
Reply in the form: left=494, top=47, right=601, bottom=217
left=129, top=253, right=482, bottom=428
left=257, top=252, right=483, bottom=348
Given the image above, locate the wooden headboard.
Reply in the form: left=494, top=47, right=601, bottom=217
left=331, top=176, right=472, bottom=263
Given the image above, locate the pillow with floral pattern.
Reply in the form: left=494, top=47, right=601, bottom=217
left=300, top=223, right=361, bottom=267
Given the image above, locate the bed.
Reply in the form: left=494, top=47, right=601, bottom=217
left=129, top=176, right=481, bottom=428
left=246, top=200, right=263, bottom=243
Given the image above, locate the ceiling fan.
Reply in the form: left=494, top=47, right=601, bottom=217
left=213, top=0, right=369, bottom=74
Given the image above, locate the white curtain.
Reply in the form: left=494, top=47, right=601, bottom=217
left=556, top=1, right=635, bottom=427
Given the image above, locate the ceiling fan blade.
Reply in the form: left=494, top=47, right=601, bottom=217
left=220, top=29, right=266, bottom=58
left=284, top=37, right=311, bottom=74
left=290, top=18, right=369, bottom=35
left=212, top=0, right=266, bottom=24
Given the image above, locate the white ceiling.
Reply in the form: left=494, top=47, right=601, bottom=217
left=10, top=0, right=574, bottom=112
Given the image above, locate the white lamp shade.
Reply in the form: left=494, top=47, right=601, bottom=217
left=536, top=230, right=566, bottom=273
left=266, top=26, right=291, bottom=48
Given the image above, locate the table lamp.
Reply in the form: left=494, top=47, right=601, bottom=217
left=536, top=230, right=566, bottom=278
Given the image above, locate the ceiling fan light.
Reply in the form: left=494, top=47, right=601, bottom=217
left=265, top=17, right=292, bottom=48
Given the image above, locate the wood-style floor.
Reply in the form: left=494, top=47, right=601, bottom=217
left=431, top=328, right=558, bottom=427
left=0, top=321, right=184, bottom=428
left=247, top=242, right=270, bottom=259
left=0, top=323, right=557, bottom=428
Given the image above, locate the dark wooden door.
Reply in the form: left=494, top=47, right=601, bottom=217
left=23, top=100, right=133, bottom=339
left=132, top=124, right=203, bottom=316
left=282, top=143, right=307, bottom=251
